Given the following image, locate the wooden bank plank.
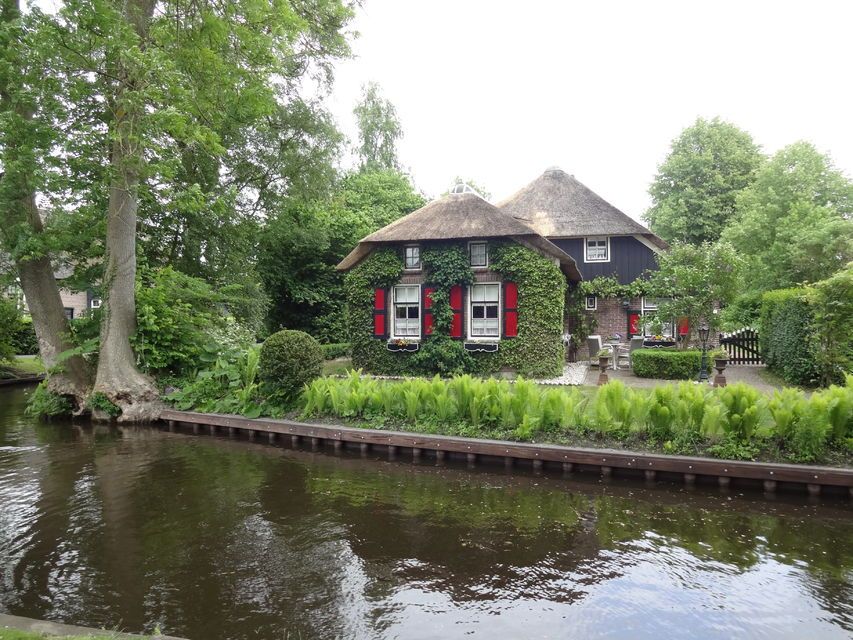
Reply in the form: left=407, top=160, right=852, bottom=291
left=159, top=409, right=853, bottom=489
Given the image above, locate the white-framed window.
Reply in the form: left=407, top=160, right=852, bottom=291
left=404, top=245, right=421, bottom=271
left=585, top=295, right=597, bottom=311
left=469, top=241, right=488, bottom=268
left=469, top=283, right=500, bottom=338
left=642, top=297, right=660, bottom=311
left=393, top=285, right=420, bottom=338
left=584, top=236, right=610, bottom=263
left=90, top=297, right=102, bottom=309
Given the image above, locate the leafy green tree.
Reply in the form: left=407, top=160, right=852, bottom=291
left=353, top=82, right=402, bottom=171
left=645, top=117, right=764, bottom=245
left=259, top=170, right=424, bottom=340
left=0, top=296, right=19, bottom=362
left=1, top=0, right=354, bottom=417
left=722, top=142, right=853, bottom=293
left=647, top=241, right=744, bottom=346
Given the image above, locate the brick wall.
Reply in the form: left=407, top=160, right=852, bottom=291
left=59, top=289, right=88, bottom=320
left=575, top=296, right=643, bottom=360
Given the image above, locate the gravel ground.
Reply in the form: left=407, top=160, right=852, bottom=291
left=535, top=362, right=588, bottom=386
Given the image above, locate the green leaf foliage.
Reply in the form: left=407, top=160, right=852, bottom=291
left=298, top=372, right=853, bottom=464
left=632, top=348, right=723, bottom=380
left=645, top=117, right=764, bottom=245
left=722, top=142, right=853, bottom=293
left=259, top=330, right=323, bottom=402
left=759, top=288, right=820, bottom=387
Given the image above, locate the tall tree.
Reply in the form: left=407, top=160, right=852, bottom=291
left=2, top=0, right=354, bottom=418
left=259, top=169, right=424, bottom=340
left=353, top=81, right=402, bottom=171
left=0, top=0, right=93, bottom=405
left=721, top=141, right=853, bottom=293
left=645, top=117, right=764, bottom=245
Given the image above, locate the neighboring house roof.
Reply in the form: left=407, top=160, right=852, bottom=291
left=497, top=167, right=668, bottom=250
left=336, top=192, right=582, bottom=280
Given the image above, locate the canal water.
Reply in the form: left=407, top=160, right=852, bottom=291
left=0, top=385, right=851, bottom=640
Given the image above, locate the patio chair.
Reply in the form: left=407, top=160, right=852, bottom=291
left=587, top=335, right=602, bottom=366
left=619, top=336, right=644, bottom=369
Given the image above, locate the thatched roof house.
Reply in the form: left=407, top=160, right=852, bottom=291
left=337, top=192, right=582, bottom=280
left=498, top=167, right=667, bottom=250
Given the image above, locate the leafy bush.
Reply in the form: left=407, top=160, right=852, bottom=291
left=632, top=348, right=722, bottom=379
left=411, top=335, right=474, bottom=376
left=167, top=346, right=280, bottom=418
left=760, top=288, right=819, bottom=386
left=720, top=292, right=763, bottom=331
left=0, top=297, right=21, bottom=362
left=25, top=381, right=72, bottom=418
left=321, top=343, right=351, bottom=360
left=259, top=330, right=323, bottom=401
left=811, top=263, right=853, bottom=385
left=88, top=392, right=121, bottom=418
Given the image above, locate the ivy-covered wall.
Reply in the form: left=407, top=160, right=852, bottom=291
left=343, top=241, right=566, bottom=377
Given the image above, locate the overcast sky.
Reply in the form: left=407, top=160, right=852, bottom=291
left=327, top=0, right=853, bottom=222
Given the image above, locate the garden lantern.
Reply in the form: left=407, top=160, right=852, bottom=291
left=697, top=321, right=710, bottom=382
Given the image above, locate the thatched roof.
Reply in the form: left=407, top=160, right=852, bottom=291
left=497, top=168, right=668, bottom=249
left=336, top=192, right=582, bottom=280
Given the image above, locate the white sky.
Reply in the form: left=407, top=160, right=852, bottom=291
left=327, top=0, right=853, bottom=222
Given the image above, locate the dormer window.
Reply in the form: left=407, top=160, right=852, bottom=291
left=469, top=241, right=488, bottom=268
left=585, top=236, right=610, bottom=263
left=404, top=245, right=421, bottom=270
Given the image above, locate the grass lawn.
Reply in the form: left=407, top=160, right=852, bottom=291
left=322, top=357, right=353, bottom=376
left=11, top=356, right=45, bottom=375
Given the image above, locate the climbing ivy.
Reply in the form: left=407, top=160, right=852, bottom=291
left=580, top=275, right=652, bottom=299
left=344, top=248, right=407, bottom=373
left=344, top=241, right=567, bottom=377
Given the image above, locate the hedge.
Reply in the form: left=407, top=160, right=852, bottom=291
left=759, top=289, right=820, bottom=386
left=321, top=343, right=351, bottom=360
left=632, top=348, right=720, bottom=380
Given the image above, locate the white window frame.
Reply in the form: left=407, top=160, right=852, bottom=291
left=641, top=297, right=659, bottom=311
left=640, top=297, right=673, bottom=337
left=403, top=245, right=421, bottom=271
left=467, top=282, right=501, bottom=341
left=90, top=297, right=102, bottom=310
left=585, top=295, right=597, bottom=311
left=392, top=285, right=421, bottom=339
left=468, top=241, right=489, bottom=269
left=584, top=236, right=610, bottom=263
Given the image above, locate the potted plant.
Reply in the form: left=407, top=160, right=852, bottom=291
left=597, top=348, right=612, bottom=368
left=714, top=349, right=729, bottom=369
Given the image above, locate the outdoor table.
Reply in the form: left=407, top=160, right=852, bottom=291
left=603, top=342, right=626, bottom=370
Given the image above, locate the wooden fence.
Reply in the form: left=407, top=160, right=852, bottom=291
left=719, top=327, right=763, bottom=365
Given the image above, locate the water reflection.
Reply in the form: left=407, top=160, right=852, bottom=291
left=0, top=386, right=851, bottom=639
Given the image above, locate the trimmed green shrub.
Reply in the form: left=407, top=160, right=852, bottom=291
left=0, top=297, right=18, bottom=362
left=260, top=330, right=323, bottom=401
left=632, top=348, right=720, bottom=380
left=760, top=288, right=819, bottom=386
left=321, top=343, right=351, bottom=360
left=811, top=263, right=853, bottom=386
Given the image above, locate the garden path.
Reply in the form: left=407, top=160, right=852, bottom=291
left=581, top=365, right=785, bottom=395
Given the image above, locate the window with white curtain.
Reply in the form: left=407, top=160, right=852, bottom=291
left=470, top=283, right=500, bottom=337
left=393, top=285, right=420, bottom=337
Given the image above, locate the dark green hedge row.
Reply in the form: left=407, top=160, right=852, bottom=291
left=759, top=289, right=820, bottom=386
left=632, top=348, right=721, bottom=380
left=321, top=343, right=351, bottom=360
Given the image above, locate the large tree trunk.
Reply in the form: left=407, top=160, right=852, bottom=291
left=92, top=0, right=161, bottom=422
left=16, top=195, right=93, bottom=408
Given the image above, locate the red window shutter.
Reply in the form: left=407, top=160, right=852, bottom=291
left=450, top=284, right=463, bottom=339
left=373, top=288, right=387, bottom=338
left=423, top=286, right=434, bottom=335
left=678, top=317, right=689, bottom=336
left=629, top=313, right=641, bottom=336
left=503, top=282, right=518, bottom=338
